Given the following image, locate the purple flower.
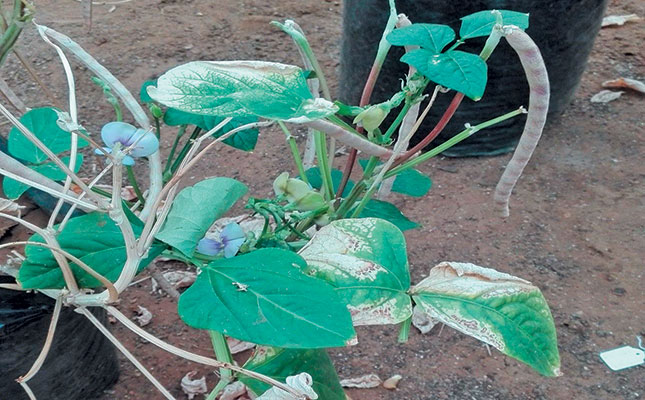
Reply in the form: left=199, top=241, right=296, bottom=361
left=197, top=222, right=245, bottom=258
left=96, top=121, right=159, bottom=165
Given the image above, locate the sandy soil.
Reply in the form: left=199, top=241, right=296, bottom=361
left=1, top=0, right=644, bottom=399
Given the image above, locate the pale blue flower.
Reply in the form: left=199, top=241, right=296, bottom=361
left=197, top=222, right=245, bottom=258
left=96, top=121, right=159, bottom=165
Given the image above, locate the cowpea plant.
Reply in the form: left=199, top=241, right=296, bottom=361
left=0, top=2, right=559, bottom=399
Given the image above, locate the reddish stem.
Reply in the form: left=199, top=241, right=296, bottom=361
left=336, top=62, right=383, bottom=199
left=392, top=92, right=464, bottom=168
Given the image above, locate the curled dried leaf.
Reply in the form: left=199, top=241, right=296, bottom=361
left=133, top=305, right=152, bottom=327
left=411, top=306, right=437, bottom=334
left=601, top=14, right=641, bottom=27
left=227, top=337, right=256, bottom=354
left=151, top=270, right=196, bottom=293
left=602, top=77, right=645, bottom=94
left=256, top=373, right=318, bottom=400
left=220, top=381, right=249, bottom=400
left=340, top=373, right=382, bottom=389
left=590, top=90, right=623, bottom=103
left=180, top=371, right=207, bottom=400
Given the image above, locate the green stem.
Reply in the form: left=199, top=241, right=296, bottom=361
left=170, top=126, right=201, bottom=175
left=113, top=102, right=123, bottom=122
left=271, top=21, right=332, bottom=101
left=91, top=186, right=113, bottom=198
left=386, top=108, right=526, bottom=179
left=446, top=39, right=464, bottom=52
left=0, top=1, right=30, bottom=67
left=0, top=21, right=21, bottom=67
left=346, top=156, right=381, bottom=218
left=278, top=121, right=308, bottom=184
left=163, top=125, right=186, bottom=176
left=350, top=184, right=378, bottom=218
left=335, top=181, right=366, bottom=219
left=382, top=100, right=412, bottom=142
left=398, top=316, right=412, bottom=343
left=126, top=165, right=146, bottom=205
left=334, top=155, right=378, bottom=218
left=206, top=330, right=234, bottom=400
left=480, top=26, right=502, bottom=61
left=160, top=249, right=196, bottom=265
left=362, top=156, right=379, bottom=178
left=153, top=117, right=161, bottom=140
left=314, top=131, right=334, bottom=200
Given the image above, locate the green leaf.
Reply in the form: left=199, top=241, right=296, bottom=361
left=391, top=168, right=432, bottom=197
left=7, top=107, right=89, bottom=164
left=148, top=61, right=339, bottom=122
left=18, top=212, right=165, bottom=289
left=387, top=23, right=455, bottom=54
left=177, top=248, right=356, bottom=348
left=460, top=10, right=529, bottom=40
left=305, top=167, right=354, bottom=198
left=240, top=347, right=345, bottom=400
left=410, top=262, right=560, bottom=376
left=299, top=218, right=412, bottom=326
left=155, top=177, right=248, bottom=257
left=2, top=155, right=83, bottom=200
left=140, top=80, right=157, bottom=103
left=163, top=108, right=259, bottom=151
left=357, top=199, right=419, bottom=231
left=400, top=49, right=488, bottom=100
left=357, top=159, right=432, bottom=197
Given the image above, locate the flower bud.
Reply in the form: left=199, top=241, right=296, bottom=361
left=150, top=104, right=163, bottom=119
left=295, top=192, right=326, bottom=211
left=273, top=172, right=290, bottom=197
left=353, top=104, right=389, bottom=132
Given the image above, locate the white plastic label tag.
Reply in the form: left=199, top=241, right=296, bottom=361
left=599, top=346, right=645, bottom=371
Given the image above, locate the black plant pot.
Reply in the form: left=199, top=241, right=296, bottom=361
left=0, top=276, right=119, bottom=399
left=339, top=0, right=608, bottom=156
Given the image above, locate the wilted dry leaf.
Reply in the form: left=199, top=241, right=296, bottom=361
left=227, top=337, right=256, bottom=354
left=340, top=374, right=382, bottom=388
left=382, top=374, right=403, bottom=390
left=220, top=381, right=248, bottom=400
left=163, top=270, right=197, bottom=289
left=133, top=305, right=152, bottom=327
left=180, top=371, right=207, bottom=400
left=257, top=373, right=318, bottom=399
left=590, top=90, right=623, bottom=103
left=411, top=306, right=437, bottom=334
left=151, top=270, right=196, bottom=293
left=601, top=14, right=641, bottom=27
left=602, top=77, right=645, bottom=94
